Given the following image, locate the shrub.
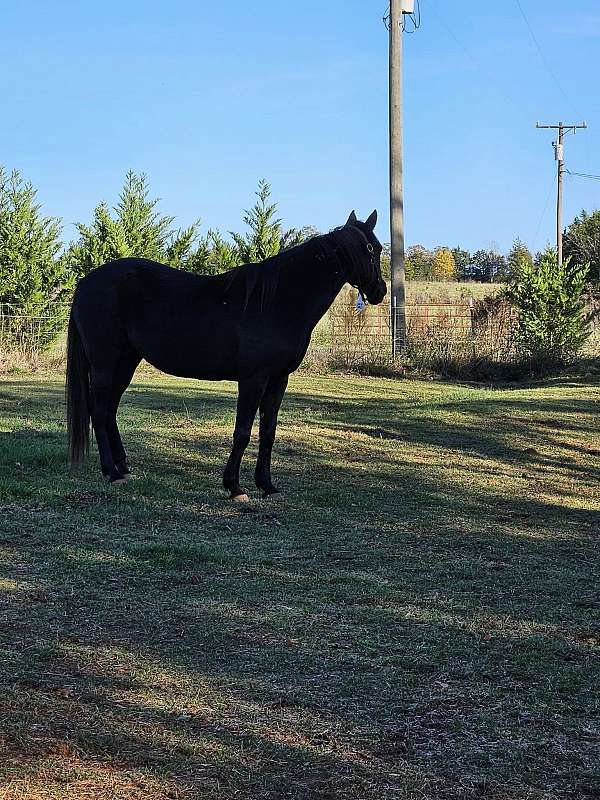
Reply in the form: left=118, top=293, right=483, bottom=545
left=507, top=249, right=591, bottom=372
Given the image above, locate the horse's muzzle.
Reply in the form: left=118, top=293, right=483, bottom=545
left=366, top=280, right=387, bottom=306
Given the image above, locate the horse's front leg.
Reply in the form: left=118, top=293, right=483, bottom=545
left=255, top=374, right=289, bottom=498
left=223, top=375, right=269, bottom=501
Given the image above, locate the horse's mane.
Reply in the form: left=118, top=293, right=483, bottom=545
left=216, top=235, right=324, bottom=314
left=215, top=226, right=369, bottom=315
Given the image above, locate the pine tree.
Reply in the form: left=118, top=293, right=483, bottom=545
left=507, top=248, right=590, bottom=369
left=198, top=230, right=240, bottom=275
left=230, top=180, right=303, bottom=264
left=0, top=167, right=74, bottom=347
left=451, top=247, right=471, bottom=281
left=507, top=239, right=533, bottom=281
left=67, top=171, right=202, bottom=276
left=564, top=209, right=600, bottom=281
left=469, top=249, right=507, bottom=282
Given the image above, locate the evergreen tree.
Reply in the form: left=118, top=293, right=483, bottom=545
left=563, top=209, right=600, bottom=281
left=198, top=230, right=240, bottom=274
left=67, top=171, right=202, bottom=276
left=230, top=180, right=303, bottom=264
left=299, top=225, right=321, bottom=242
left=0, top=167, right=74, bottom=347
left=469, top=249, right=507, bottom=282
left=506, top=239, right=533, bottom=281
left=451, top=247, right=471, bottom=281
left=507, top=248, right=590, bottom=369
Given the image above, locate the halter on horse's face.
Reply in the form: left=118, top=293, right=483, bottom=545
left=343, top=210, right=387, bottom=306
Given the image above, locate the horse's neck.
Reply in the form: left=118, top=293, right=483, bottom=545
left=284, top=241, right=346, bottom=330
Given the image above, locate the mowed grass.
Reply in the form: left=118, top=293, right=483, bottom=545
left=0, top=369, right=599, bottom=800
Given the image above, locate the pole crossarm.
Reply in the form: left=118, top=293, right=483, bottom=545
left=535, top=123, right=587, bottom=130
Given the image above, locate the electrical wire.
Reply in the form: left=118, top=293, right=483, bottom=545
left=514, top=0, right=581, bottom=119
left=566, top=169, right=600, bottom=181
left=532, top=174, right=556, bottom=252
left=419, top=0, right=527, bottom=118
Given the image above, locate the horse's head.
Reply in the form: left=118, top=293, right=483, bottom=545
left=342, top=210, right=387, bottom=305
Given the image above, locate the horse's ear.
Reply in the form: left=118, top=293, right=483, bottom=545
left=346, top=210, right=358, bottom=226
left=365, top=210, right=378, bottom=231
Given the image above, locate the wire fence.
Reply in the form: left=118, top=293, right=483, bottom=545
left=0, top=303, right=69, bottom=356
left=1, top=293, right=598, bottom=375
left=314, top=290, right=521, bottom=371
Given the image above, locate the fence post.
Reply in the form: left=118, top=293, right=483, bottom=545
left=469, top=297, right=476, bottom=358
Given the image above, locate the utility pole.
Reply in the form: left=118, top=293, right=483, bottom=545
left=536, top=121, right=587, bottom=265
left=389, top=0, right=410, bottom=356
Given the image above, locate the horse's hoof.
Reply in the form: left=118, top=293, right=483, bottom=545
left=106, top=467, right=127, bottom=485
left=231, top=493, right=250, bottom=503
left=262, top=489, right=282, bottom=500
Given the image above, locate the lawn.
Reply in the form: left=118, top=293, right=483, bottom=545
left=0, top=369, right=598, bottom=800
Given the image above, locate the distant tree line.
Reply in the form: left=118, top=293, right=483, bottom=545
left=379, top=239, right=538, bottom=283
left=378, top=212, right=600, bottom=285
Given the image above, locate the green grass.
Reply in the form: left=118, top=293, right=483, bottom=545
left=0, top=369, right=599, bottom=799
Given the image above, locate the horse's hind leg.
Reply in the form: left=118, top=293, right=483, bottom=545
left=90, top=368, right=124, bottom=484
left=106, top=350, right=141, bottom=477
left=255, top=374, right=288, bottom=497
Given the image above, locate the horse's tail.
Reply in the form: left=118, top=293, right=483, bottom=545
left=66, top=308, right=90, bottom=466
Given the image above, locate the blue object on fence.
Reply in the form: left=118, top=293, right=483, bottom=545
left=356, top=293, right=366, bottom=312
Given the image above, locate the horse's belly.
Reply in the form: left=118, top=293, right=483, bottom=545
left=128, top=312, right=301, bottom=381
left=130, top=318, right=237, bottom=380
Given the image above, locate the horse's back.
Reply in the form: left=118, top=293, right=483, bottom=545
left=76, top=257, right=205, bottom=298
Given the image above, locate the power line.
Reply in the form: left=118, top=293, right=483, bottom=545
left=420, top=0, right=525, bottom=117
left=514, top=0, right=581, bottom=118
left=566, top=169, right=600, bottom=182
left=532, top=174, right=556, bottom=252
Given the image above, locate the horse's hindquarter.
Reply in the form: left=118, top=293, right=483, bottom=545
left=87, top=259, right=234, bottom=380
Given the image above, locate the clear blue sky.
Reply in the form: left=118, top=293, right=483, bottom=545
left=1, top=0, right=599, bottom=254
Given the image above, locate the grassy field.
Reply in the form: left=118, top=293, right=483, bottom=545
left=0, top=370, right=599, bottom=800
left=405, top=281, right=501, bottom=304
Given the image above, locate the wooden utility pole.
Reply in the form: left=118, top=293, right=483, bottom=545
left=389, top=0, right=407, bottom=355
left=536, top=121, right=587, bottom=265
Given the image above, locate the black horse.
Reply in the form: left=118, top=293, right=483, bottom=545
left=66, top=210, right=386, bottom=499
